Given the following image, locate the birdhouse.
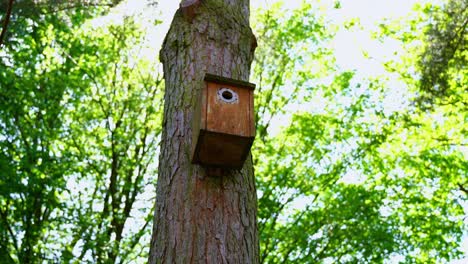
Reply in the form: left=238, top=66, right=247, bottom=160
left=191, top=73, right=256, bottom=169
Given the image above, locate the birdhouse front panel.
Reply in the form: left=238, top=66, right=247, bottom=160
left=206, top=81, right=253, bottom=137
left=191, top=73, right=256, bottom=169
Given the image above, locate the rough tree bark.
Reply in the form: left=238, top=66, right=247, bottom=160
left=148, top=0, right=258, bottom=263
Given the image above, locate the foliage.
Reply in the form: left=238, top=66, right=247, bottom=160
left=59, top=18, right=162, bottom=263
left=417, top=0, right=467, bottom=108
left=0, top=3, right=162, bottom=263
left=0, top=11, right=90, bottom=263
left=251, top=1, right=333, bottom=142
left=252, top=0, right=467, bottom=263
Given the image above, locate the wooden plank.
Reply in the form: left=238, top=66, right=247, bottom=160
left=201, top=81, right=207, bottom=131
left=191, top=82, right=208, bottom=163
left=206, top=82, right=251, bottom=137
left=204, top=73, right=256, bottom=90
left=249, top=89, right=255, bottom=137
left=196, top=131, right=254, bottom=168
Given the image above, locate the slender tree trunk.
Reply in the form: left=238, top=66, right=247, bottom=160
left=149, top=0, right=258, bottom=263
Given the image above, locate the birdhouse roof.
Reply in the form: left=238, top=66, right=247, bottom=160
left=204, top=73, right=255, bottom=90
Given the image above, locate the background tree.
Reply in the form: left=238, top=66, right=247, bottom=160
left=0, top=2, right=161, bottom=263
left=251, top=1, right=467, bottom=262
left=60, top=18, right=162, bottom=263
left=417, top=0, right=467, bottom=108
left=0, top=9, right=94, bottom=262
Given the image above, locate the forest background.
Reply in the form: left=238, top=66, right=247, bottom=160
left=0, top=0, right=467, bottom=263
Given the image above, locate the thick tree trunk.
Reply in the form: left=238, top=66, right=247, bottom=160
left=148, top=0, right=258, bottom=263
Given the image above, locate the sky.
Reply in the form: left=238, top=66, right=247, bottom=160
left=93, top=0, right=467, bottom=262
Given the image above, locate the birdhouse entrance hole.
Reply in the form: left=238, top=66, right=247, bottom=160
left=222, top=90, right=233, bottom=100
left=217, top=88, right=238, bottom=104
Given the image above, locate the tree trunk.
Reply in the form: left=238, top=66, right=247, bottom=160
left=148, top=0, right=258, bottom=263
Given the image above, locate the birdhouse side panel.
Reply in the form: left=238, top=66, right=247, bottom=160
left=191, top=84, right=208, bottom=163
left=206, top=82, right=251, bottom=137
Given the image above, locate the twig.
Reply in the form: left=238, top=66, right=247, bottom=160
left=458, top=183, right=468, bottom=195
left=0, top=0, right=14, bottom=47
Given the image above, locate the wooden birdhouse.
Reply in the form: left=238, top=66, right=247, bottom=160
left=191, top=73, right=256, bottom=169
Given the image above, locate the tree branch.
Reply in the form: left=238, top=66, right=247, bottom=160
left=458, top=183, right=468, bottom=195
left=0, top=206, right=19, bottom=255
left=0, top=0, right=14, bottom=47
